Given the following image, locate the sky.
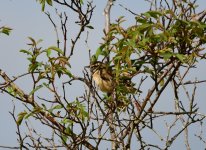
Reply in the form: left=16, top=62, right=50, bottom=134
left=0, top=0, right=206, bottom=149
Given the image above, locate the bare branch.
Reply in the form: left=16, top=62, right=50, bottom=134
left=104, top=0, right=115, bottom=35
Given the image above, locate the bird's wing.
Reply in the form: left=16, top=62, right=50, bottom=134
left=100, top=69, right=113, bottom=81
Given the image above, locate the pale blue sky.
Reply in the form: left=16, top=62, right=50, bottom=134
left=0, top=0, right=206, bottom=149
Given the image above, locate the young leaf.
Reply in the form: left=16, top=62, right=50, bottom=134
left=28, top=62, right=43, bottom=72
left=6, top=87, right=14, bottom=95
left=25, top=107, right=43, bottom=119
left=20, top=49, right=32, bottom=55
left=86, top=25, right=94, bottom=29
left=91, top=55, right=97, bottom=63
left=61, top=134, right=68, bottom=144
left=46, top=48, right=51, bottom=57
left=96, top=45, right=104, bottom=56
left=16, top=111, right=27, bottom=125
left=52, top=104, right=63, bottom=110
left=61, top=118, right=73, bottom=125
left=29, top=85, right=43, bottom=96
left=64, top=69, right=73, bottom=78
left=46, top=0, right=52, bottom=6
left=1, top=27, right=12, bottom=35
left=160, top=51, right=173, bottom=60
left=145, top=10, right=162, bottom=19
left=48, top=46, right=64, bottom=55
left=80, top=0, right=84, bottom=4
left=175, top=54, right=186, bottom=63
left=40, top=0, right=46, bottom=11
left=36, top=39, right=43, bottom=44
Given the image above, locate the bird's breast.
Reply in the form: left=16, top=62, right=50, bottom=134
left=92, top=71, right=102, bottom=85
left=92, top=70, right=114, bottom=93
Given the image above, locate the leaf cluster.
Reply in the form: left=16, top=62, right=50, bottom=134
left=20, top=37, right=72, bottom=82
left=94, top=8, right=206, bottom=95
left=0, top=26, right=12, bottom=35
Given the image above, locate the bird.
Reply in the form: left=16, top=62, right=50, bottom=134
left=90, top=61, right=138, bottom=94
left=90, top=61, right=115, bottom=94
left=90, top=61, right=140, bottom=110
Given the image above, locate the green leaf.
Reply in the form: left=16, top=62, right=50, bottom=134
left=61, top=134, right=68, bottom=144
left=28, top=62, right=43, bottom=72
left=29, top=85, right=43, bottom=96
left=6, top=86, right=14, bottom=95
left=86, top=25, right=94, bottom=29
left=114, top=55, right=122, bottom=61
left=165, top=10, right=176, bottom=19
left=20, top=49, right=32, bottom=55
left=28, top=37, right=37, bottom=46
left=80, top=0, right=84, bottom=4
left=46, top=48, right=52, bottom=57
left=94, top=44, right=106, bottom=60
left=46, top=0, right=52, bottom=6
left=175, top=54, right=186, bottom=63
left=144, top=11, right=162, bottom=19
left=117, top=16, right=126, bottom=24
left=91, top=55, right=97, bottom=63
left=160, top=51, right=173, bottom=60
left=42, top=103, right=47, bottom=109
left=25, top=107, right=43, bottom=119
left=82, top=110, right=89, bottom=118
left=56, top=68, right=63, bottom=78
left=65, top=125, right=72, bottom=134
left=1, top=27, right=12, bottom=35
left=24, top=112, right=35, bottom=119
left=36, top=39, right=43, bottom=44
left=127, top=39, right=136, bottom=48
left=40, top=0, right=46, bottom=11
left=159, top=78, right=164, bottom=87
left=138, top=24, right=153, bottom=34
left=63, top=69, right=73, bottom=78
left=43, top=82, right=49, bottom=88
left=96, top=46, right=103, bottom=56
left=136, top=17, right=148, bottom=23
left=17, top=111, right=27, bottom=125
left=37, top=0, right=53, bottom=11
left=6, top=86, right=18, bottom=97
left=48, top=46, right=64, bottom=55
left=53, top=104, right=63, bottom=110
left=48, top=104, right=63, bottom=113
left=61, top=118, right=73, bottom=124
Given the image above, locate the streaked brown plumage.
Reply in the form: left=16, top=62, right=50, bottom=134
left=90, top=62, right=115, bottom=93
left=90, top=61, right=138, bottom=94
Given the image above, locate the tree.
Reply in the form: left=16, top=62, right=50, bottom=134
left=1, top=0, right=206, bottom=149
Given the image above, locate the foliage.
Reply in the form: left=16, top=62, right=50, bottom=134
left=0, top=26, right=12, bottom=35
left=1, top=0, right=206, bottom=149
left=36, top=0, right=53, bottom=11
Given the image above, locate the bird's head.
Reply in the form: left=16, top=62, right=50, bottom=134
left=90, top=61, right=107, bottom=74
